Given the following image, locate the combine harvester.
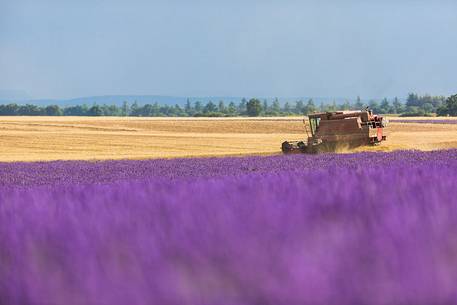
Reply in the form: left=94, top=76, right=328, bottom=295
left=282, top=108, right=388, bottom=153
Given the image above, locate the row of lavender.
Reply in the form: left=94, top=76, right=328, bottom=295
left=1, top=150, right=457, bottom=305
left=1, top=150, right=455, bottom=188
left=390, top=119, right=457, bottom=124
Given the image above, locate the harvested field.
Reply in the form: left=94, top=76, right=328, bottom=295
left=1, top=116, right=457, bottom=161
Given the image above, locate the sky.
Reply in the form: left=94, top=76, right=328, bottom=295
left=1, top=0, right=457, bottom=100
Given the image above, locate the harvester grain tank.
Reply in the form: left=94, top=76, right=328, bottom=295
left=282, top=108, right=388, bottom=153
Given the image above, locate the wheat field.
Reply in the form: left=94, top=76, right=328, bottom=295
left=0, top=116, right=456, bottom=162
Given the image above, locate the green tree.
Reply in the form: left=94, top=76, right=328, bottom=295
left=263, top=100, right=269, bottom=113
left=392, top=97, right=403, bottom=114
left=140, top=104, right=154, bottom=116
left=173, top=104, right=184, bottom=116
left=238, top=98, right=247, bottom=114
left=369, top=100, right=380, bottom=113
left=121, top=101, right=129, bottom=116
left=380, top=98, right=391, bottom=114
left=88, top=105, right=103, bottom=116
left=355, top=96, right=363, bottom=109
left=204, top=101, right=217, bottom=113
left=130, top=101, right=140, bottom=116
left=401, top=106, right=425, bottom=117
left=21, top=104, right=43, bottom=115
left=304, top=99, right=316, bottom=114
left=185, top=99, right=192, bottom=115
left=152, top=103, right=160, bottom=116
left=63, top=105, right=88, bottom=116
left=0, top=104, right=19, bottom=115
left=194, top=101, right=203, bottom=113
left=319, top=102, right=325, bottom=112
left=406, top=93, right=420, bottom=107
left=327, top=101, right=337, bottom=112
left=218, top=101, right=226, bottom=113
left=45, top=105, right=62, bottom=116
left=283, top=102, right=291, bottom=113
left=159, top=105, right=171, bottom=116
left=227, top=102, right=237, bottom=115
left=294, top=100, right=304, bottom=114
left=271, top=98, right=281, bottom=113
left=438, top=94, right=457, bottom=116
left=422, top=103, right=434, bottom=114
left=105, top=104, right=120, bottom=116
left=341, top=100, right=351, bottom=111
left=246, top=98, right=262, bottom=116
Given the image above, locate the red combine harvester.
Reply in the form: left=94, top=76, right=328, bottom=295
left=282, top=108, right=388, bottom=153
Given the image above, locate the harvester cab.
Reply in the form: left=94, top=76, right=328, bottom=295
left=282, top=108, right=388, bottom=154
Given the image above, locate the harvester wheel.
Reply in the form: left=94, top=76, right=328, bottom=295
left=281, top=141, right=293, bottom=153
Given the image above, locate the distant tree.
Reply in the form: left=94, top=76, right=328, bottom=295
left=437, top=94, right=457, bottom=116
left=341, top=100, right=351, bottom=111
left=263, top=100, right=269, bottom=113
left=400, top=106, right=426, bottom=117
left=159, top=105, right=172, bottom=116
left=436, top=105, right=447, bottom=116
left=20, top=104, right=43, bottom=115
left=185, top=99, right=192, bottom=115
left=45, top=105, right=62, bottom=116
left=204, top=101, right=217, bottom=113
left=8, top=92, right=452, bottom=118
left=327, top=101, right=337, bottom=112
left=88, top=105, right=103, bottom=116
left=355, top=96, right=364, bottom=109
left=271, top=98, right=281, bottom=113
left=380, top=98, right=391, bottom=114
left=283, top=101, right=291, bottom=113
left=63, top=105, right=88, bottom=116
left=173, top=104, right=185, bottom=116
left=130, top=101, right=140, bottom=116
left=324, top=101, right=337, bottom=112
left=403, top=93, right=445, bottom=113
left=104, top=104, right=120, bottom=116
left=121, top=101, right=129, bottom=116
left=0, top=103, right=19, bottom=115
left=140, top=104, right=154, bottom=116
left=369, top=100, right=380, bottom=113
left=152, top=102, right=160, bottom=116
left=406, top=93, right=420, bottom=107
left=422, top=102, right=434, bottom=114
left=227, top=102, right=237, bottom=115
left=246, top=98, right=262, bottom=116
left=392, top=97, right=403, bottom=114
left=218, top=100, right=226, bottom=113
left=194, top=101, right=203, bottom=113
left=319, top=102, right=325, bottom=112
left=238, top=98, right=247, bottom=114
left=430, top=96, right=446, bottom=109
left=304, top=99, right=316, bottom=114
left=294, top=100, right=304, bottom=114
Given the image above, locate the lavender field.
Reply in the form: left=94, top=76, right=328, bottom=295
left=391, top=119, right=457, bottom=124
left=1, top=150, right=457, bottom=305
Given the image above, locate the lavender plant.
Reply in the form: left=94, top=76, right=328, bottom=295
left=391, top=119, right=457, bottom=124
left=1, top=150, right=456, bottom=188
left=1, top=151, right=457, bottom=304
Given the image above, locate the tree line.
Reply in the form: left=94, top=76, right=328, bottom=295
left=0, top=94, right=456, bottom=117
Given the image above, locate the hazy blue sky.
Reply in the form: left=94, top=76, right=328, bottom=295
left=1, top=0, right=456, bottom=99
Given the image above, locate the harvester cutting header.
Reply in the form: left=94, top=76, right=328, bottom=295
left=282, top=108, right=388, bottom=153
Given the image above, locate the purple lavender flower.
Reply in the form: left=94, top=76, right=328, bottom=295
left=1, top=150, right=457, bottom=304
